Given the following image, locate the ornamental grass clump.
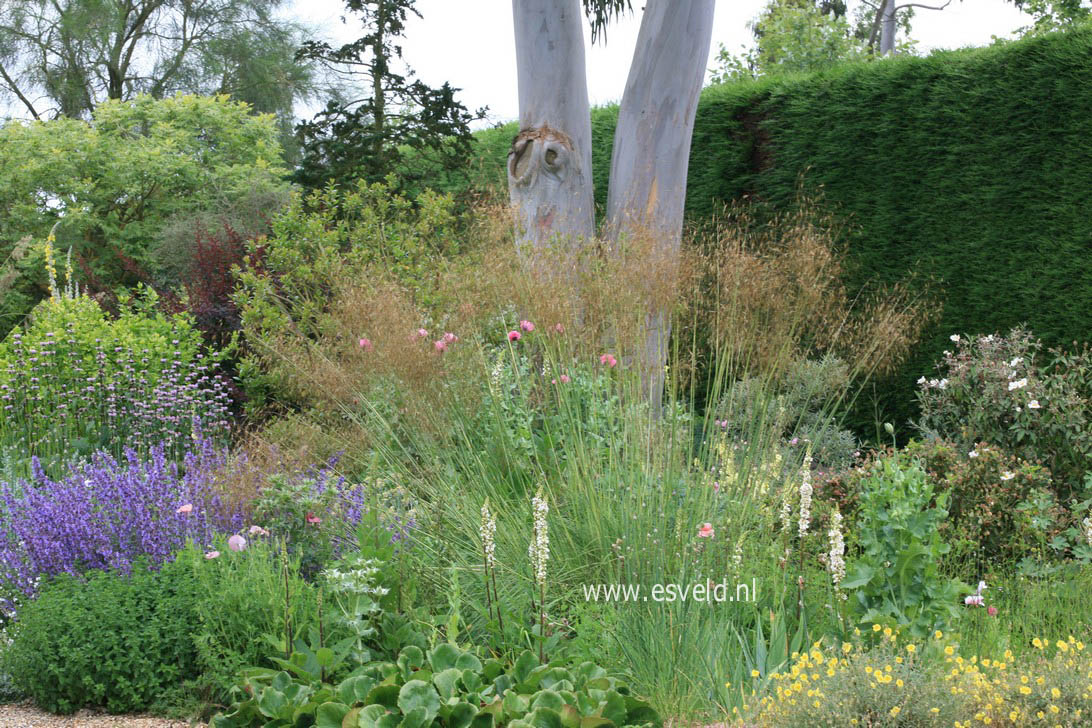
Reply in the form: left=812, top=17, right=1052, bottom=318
left=0, top=437, right=243, bottom=597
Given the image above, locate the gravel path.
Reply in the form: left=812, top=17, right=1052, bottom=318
left=0, top=702, right=204, bottom=728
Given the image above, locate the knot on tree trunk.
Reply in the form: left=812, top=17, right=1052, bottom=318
left=507, top=124, right=576, bottom=189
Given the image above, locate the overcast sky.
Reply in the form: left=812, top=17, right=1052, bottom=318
left=293, top=0, right=1032, bottom=128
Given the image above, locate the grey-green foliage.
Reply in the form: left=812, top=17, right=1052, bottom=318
left=716, top=356, right=859, bottom=473
left=0, top=0, right=319, bottom=123
left=212, top=642, right=661, bottom=728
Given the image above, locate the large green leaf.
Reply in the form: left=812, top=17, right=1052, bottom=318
left=397, top=680, right=441, bottom=723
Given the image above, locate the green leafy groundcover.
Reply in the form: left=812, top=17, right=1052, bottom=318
left=458, top=27, right=1092, bottom=433
left=213, top=642, right=660, bottom=728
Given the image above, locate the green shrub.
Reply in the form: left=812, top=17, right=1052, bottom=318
left=915, top=328, right=1092, bottom=498
left=5, top=558, right=200, bottom=714
left=179, top=536, right=318, bottom=701
left=234, top=179, right=458, bottom=412
left=715, top=356, right=859, bottom=474
left=841, top=454, right=967, bottom=638
left=0, top=94, right=290, bottom=333
left=903, top=439, right=1054, bottom=570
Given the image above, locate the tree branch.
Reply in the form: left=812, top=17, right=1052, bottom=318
left=0, top=62, right=41, bottom=119
left=895, top=0, right=952, bottom=9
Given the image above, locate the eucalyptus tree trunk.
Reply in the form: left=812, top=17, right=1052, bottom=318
left=880, top=0, right=896, bottom=55
left=605, top=0, right=715, bottom=409
left=508, top=0, right=596, bottom=253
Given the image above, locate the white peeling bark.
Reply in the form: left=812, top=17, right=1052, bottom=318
left=605, top=0, right=715, bottom=409
left=509, top=0, right=596, bottom=253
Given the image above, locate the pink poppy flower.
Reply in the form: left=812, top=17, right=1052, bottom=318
left=554, top=323, right=564, bottom=333
left=248, top=525, right=270, bottom=536
left=176, top=503, right=193, bottom=515
left=559, top=374, right=570, bottom=383
left=434, top=339, right=448, bottom=353
left=964, top=594, right=984, bottom=606
left=204, top=550, right=220, bottom=559
left=306, top=512, right=322, bottom=525
left=987, top=605, right=998, bottom=616
left=358, top=338, right=372, bottom=351
left=443, top=332, right=458, bottom=344
left=508, top=330, right=521, bottom=342
left=228, top=534, right=247, bottom=552
left=520, top=320, right=535, bottom=332
left=698, top=523, right=714, bottom=538
left=599, top=354, right=617, bottom=368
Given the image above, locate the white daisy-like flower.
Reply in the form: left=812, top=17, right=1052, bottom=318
left=1028, top=399, right=1040, bottom=409
left=950, top=334, right=960, bottom=343
left=917, top=376, right=927, bottom=385
left=1009, top=357, right=1021, bottom=367
left=1000, top=471, right=1015, bottom=481
left=969, top=450, right=979, bottom=458
left=937, top=378, right=948, bottom=389
left=1008, top=378, right=1028, bottom=391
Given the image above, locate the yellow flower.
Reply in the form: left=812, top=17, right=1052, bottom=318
left=1057, top=640, right=1069, bottom=652
left=842, top=642, right=852, bottom=654
left=1051, top=687, right=1060, bottom=698
left=945, top=646, right=955, bottom=656
left=751, top=669, right=760, bottom=678
left=935, top=630, right=943, bottom=640
left=889, top=706, right=900, bottom=717
left=873, top=623, right=882, bottom=632
left=906, top=644, right=916, bottom=653
left=1033, top=638, right=1044, bottom=649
